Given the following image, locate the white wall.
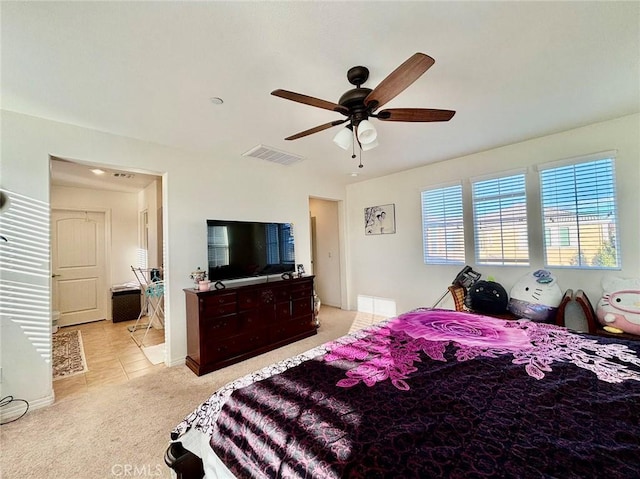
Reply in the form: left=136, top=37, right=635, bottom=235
left=0, top=110, right=346, bottom=409
left=345, top=114, right=640, bottom=314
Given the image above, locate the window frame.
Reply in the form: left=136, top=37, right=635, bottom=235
left=538, top=152, right=620, bottom=270
left=471, top=170, right=530, bottom=267
left=420, top=182, right=465, bottom=265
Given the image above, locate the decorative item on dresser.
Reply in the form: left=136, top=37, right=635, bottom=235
left=189, top=268, right=207, bottom=290
left=184, top=275, right=317, bottom=376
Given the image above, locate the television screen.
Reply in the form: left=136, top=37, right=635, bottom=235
left=206, top=219, right=295, bottom=281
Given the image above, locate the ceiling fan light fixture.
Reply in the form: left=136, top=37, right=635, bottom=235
left=360, top=138, right=379, bottom=151
left=333, top=127, right=353, bottom=150
left=357, top=119, right=377, bottom=144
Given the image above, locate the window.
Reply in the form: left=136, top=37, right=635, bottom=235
left=421, top=184, right=465, bottom=264
left=472, top=173, right=529, bottom=266
left=540, top=156, right=619, bottom=269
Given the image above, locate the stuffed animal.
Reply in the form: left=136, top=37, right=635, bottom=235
left=464, top=280, right=509, bottom=316
left=596, top=277, right=640, bottom=336
left=507, top=269, right=563, bottom=322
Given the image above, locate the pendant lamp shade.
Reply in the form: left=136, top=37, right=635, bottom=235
left=361, top=138, right=379, bottom=151
left=357, top=119, right=377, bottom=144
left=333, top=127, right=353, bottom=150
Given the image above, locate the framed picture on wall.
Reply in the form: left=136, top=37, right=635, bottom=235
left=364, top=204, right=396, bottom=235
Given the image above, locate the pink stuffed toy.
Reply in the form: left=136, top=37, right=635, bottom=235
left=596, top=277, right=640, bottom=336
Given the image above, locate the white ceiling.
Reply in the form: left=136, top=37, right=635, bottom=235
left=3, top=2, right=639, bottom=187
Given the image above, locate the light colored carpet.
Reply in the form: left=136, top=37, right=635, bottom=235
left=348, top=311, right=388, bottom=334
left=142, top=343, right=165, bottom=365
left=52, top=330, right=88, bottom=380
left=0, top=306, right=378, bottom=479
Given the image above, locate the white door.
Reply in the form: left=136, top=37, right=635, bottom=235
left=52, top=209, right=108, bottom=327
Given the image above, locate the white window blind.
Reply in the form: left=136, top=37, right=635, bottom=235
left=280, top=224, right=295, bottom=263
left=472, top=173, right=529, bottom=266
left=266, top=224, right=295, bottom=264
left=0, top=189, right=52, bottom=363
left=207, top=225, right=229, bottom=267
left=421, top=184, right=465, bottom=265
left=539, top=157, right=619, bottom=269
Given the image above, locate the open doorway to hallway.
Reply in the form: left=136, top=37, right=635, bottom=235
left=309, top=197, right=343, bottom=309
left=50, top=157, right=166, bottom=402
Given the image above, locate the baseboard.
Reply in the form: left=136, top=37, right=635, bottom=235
left=168, top=357, right=187, bottom=368
left=1, top=392, right=54, bottom=423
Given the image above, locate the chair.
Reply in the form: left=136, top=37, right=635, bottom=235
left=448, top=285, right=467, bottom=312
left=129, top=266, right=165, bottom=347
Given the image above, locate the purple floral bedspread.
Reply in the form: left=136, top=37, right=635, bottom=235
left=173, top=309, right=640, bottom=478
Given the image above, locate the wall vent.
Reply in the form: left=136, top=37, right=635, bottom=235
left=242, top=145, right=304, bottom=166
left=112, top=172, right=136, bottom=179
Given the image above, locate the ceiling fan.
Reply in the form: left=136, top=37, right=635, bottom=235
left=271, top=52, right=455, bottom=155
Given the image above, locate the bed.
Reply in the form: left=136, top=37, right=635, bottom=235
left=167, top=308, right=640, bottom=478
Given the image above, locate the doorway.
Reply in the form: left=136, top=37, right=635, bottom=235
left=49, top=157, right=166, bottom=396
left=309, top=197, right=342, bottom=308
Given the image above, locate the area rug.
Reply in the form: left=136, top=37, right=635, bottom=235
left=142, top=343, right=165, bottom=365
left=52, top=330, right=88, bottom=380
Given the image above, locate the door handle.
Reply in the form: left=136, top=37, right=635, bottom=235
left=52, top=274, right=62, bottom=278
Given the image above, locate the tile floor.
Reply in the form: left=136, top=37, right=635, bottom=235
left=52, top=317, right=165, bottom=403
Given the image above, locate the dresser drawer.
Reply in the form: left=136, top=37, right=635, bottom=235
left=292, top=297, right=312, bottom=317
left=284, top=314, right=315, bottom=337
left=290, top=283, right=313, bottom=299
left=273, top=286, right=290, bottom=302
left=237, top=290, right=259, bottom=311
left=204, top=330, right=268, bottom=364
left=239, top=307, right=275, bottom=330
left=203, top=313, right=239, bottom=339
left=275, top=301, right=292, bottom=321
left=200, top=292, right=237, bottom=317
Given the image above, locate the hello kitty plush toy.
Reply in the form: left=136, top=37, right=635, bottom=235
left=596, top=277, right=640, bottom=336
left=507, top=269, right=563, bottom=322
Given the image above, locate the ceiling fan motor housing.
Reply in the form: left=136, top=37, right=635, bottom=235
left=339, top=87, right=373, bottom=125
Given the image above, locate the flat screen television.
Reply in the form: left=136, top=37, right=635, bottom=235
left=206, top=219, right=295, bottom=281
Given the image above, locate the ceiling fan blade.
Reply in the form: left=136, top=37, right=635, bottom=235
left=284, top=119, right=348, bottom=140
left=272, top=89, right=349, bottom=114
left=364, top=53, right=435, bottom=111
left=376, top=108, right=456, bottom=122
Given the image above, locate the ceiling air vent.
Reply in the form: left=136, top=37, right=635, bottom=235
left=242, top=145, right=304, bottom=166
left=112, top=172, right=135, bottom=179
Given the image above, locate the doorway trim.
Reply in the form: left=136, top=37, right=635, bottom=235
left=49, top=157, right=169, bottom=365
left=308, top=196, right=348, bottom=311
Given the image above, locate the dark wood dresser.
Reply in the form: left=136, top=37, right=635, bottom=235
left=184, top=275, right=317, bottom=376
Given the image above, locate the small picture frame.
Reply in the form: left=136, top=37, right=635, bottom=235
left=364, top=204, right=396, bottom=235
left=297, top=264, right=305, bottom=277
